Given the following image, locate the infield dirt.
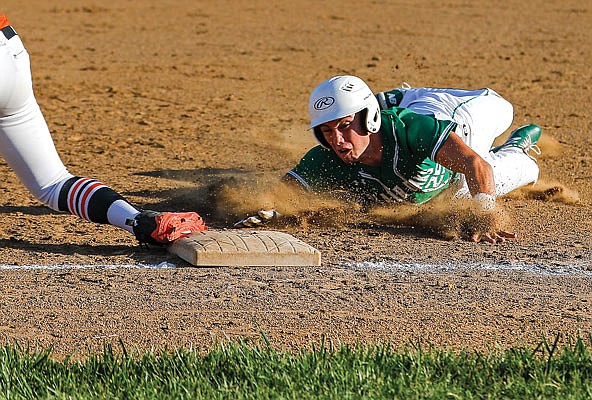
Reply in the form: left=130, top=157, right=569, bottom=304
left=0, top=0, right=590, bottom=358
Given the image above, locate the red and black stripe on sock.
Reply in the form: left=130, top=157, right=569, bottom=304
left=57, top=176, right=129, bottom=224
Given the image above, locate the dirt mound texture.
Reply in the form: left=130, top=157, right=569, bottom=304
left=1, top=1, right=590, bottom=358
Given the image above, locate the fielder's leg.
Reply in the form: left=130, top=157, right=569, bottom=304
left=0, top=30, right=141, bottom=234
left=0, top=23, right=207, bottom=244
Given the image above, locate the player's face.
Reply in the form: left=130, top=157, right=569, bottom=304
left=320, top=112, right=370, bottom=164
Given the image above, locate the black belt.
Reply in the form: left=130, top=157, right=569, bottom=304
left=1, top=26, right=17, bottom=40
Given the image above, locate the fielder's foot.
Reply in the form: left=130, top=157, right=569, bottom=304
left=491, top=124, right=542, bottom=160
left=127, top=210, right=207, bottom=245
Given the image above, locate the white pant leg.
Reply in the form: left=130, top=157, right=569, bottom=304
left=449, top=149, right=540, bottom=199
left=398, top=87, right=513, bottom=157
left=0, top=34, right=73, bottom=211
left=486, top=148, right=539, bottom=197
left=398, top=87, right=538, bottom=197
left=430, top=90, right=538, bottom=196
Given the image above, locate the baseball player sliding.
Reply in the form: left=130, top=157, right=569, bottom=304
left=0, top=14, right=206, bottom=245
left=236, top=75, right=542, bottom=243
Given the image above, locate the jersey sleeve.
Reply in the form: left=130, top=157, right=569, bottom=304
left=394, top=108, right=456, bottom=162
left=285, top=146, right=359, bottom=193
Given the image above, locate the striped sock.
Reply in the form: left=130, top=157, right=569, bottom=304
left=58, top=176, right=133, bottom=225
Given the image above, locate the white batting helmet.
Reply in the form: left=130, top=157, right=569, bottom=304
left=308, top=75, right=381, bottom=148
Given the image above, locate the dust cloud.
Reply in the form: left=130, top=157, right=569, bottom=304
left=211, top=176, right=517, bottom=240
left=504, top=180, right=580, bottom=204
left=210, top=176, right=361, bottom=228
left=536, top=134, right=566, bottom=159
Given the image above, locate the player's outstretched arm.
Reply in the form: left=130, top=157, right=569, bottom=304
left=435, top=132, right=516, bottom=243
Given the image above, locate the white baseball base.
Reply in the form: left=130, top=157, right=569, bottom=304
left=168, top=229, right=321, bottom=267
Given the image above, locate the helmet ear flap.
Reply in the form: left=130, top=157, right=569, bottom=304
left=362, top=106, right=381, bottom=133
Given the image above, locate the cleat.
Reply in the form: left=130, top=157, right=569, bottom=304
left=491, top=124, right=542, bottom=160
left=126, top=210, right=207, bottom=245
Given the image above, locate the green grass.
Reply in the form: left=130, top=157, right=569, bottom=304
left=1, top=335, right=592, bottom=399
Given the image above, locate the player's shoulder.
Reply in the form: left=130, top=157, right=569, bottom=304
left=380, top=107, right=447, bottom=146
left=299, top=144, right=340, bottom=166
left=380, top=106, right=431, bottom=124
left=291, top=144, right=358, bottom=190
left=303, top=144, right=334, bottom=157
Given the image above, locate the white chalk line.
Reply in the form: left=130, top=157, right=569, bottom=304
left=0, top=262, right=590, bottom=276
left=344, top=261, right=592, bottom=276
left=0, top=262, right=177, bottom=270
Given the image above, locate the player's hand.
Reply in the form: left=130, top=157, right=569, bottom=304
left=464, top=193, right=517, bottom=243
left=470, top=230, right=517, bottom=244
left=233, top=209, right=281, bottom=228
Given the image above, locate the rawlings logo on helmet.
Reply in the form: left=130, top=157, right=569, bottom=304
left=313, top=96, right=335, bottom=110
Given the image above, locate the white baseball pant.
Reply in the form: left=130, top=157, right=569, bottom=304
left=397, top=87, right=539, bottom=198
left=0, top=32, right=73, bottom=210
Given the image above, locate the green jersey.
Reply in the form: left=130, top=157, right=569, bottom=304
left=287, top=107, right=458, bottom=204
